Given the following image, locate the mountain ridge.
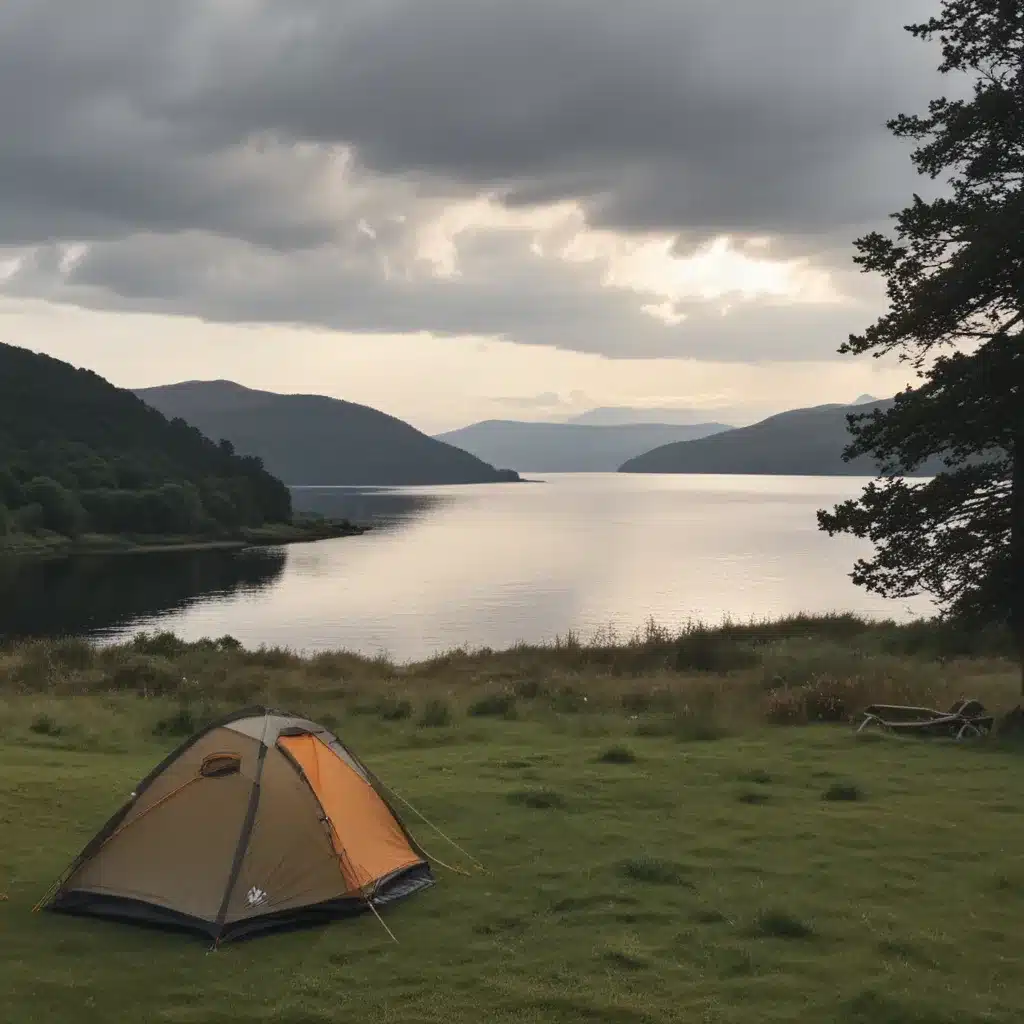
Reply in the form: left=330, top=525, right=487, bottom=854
left=565, top=406, right=732, bottom=427
left=618, top=397, right=951, bottom=477
left=434, top=419, right=732, bottom=472
left=135, top=381, right=521, bottom=486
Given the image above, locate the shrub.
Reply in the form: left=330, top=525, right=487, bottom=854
left=620, top=687, right=677, bottom=714
left=634, top=719, right=672, bottom=738
left=221, top=676, right=264, bottom=705
left=617, top=856, right=693, bottom=887
left=244, top=645, right=298, bottom=670
left=760, top=639, right=867, bottom=690
left=674, top=629, right=759, bottom=673
left=596, top=745, right=638, bottom=765
left=764, top=689, right=806, bottom=725
left=692, top=907, right=728, bottom=924
left=601, top=947, right=649, bottom=971
left=671, top=709, right=728, bottom=742
left=418, top=699, right=453, bottom=728
left=349, top=695, right=411, bottom=720
left=152, top=706, right=198, bottom=737
left=377, top=696, right=413, bottom=722
left=467, top=692, right=517, bottom=718
left=47, top=638, right=97, bottom=672
left=879, top=617, right=1013, bottom=660
left=750, top=909, right=814, bottom=939
left=764, top=677, right=860, bottom=725
left=128, top=631, right=190, bottom=659
left=801, top=677, right=855, bottom=722
left=513, top=676, right=545, bottom=699
left=737, top=790, right=770, bottom=805
left=550, top=686, right=588, bottom=713
left=823, top=782, right=863, bottom=802
left=507, top=788, right=566, bottom=810
left=8, top=645, right=59, bottom=692
left=108, top=655, right=182, bottom=696
left=29, top=713, right=64, bottom=736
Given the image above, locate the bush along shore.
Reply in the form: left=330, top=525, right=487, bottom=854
left=0, top=514, right=366, bottom=559
left=1, top=612, right=1018, bottom=741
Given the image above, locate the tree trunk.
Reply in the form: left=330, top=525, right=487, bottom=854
left=1013, top=432, right=1024, bottom=696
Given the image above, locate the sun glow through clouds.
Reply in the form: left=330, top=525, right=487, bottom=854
left=415, top=196, right=848, bottom=321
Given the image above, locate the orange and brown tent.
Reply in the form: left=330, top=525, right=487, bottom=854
left=39, top=707, right=435, bottom=943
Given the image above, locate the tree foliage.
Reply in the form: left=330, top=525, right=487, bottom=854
left=817, top=1, right=1024, bottom=684
left=0, top=343, right=294, bottom=539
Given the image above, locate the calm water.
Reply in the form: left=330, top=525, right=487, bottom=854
left=1, top=474, right=934, bottom=661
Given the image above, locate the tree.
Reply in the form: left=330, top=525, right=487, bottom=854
left=23, top=476, right=88, bottom=537
left=0, top=467, right=21, bottom=508
left=816, top=1, right=1024, bottom=691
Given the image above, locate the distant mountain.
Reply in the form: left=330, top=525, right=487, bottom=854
left=619, top=397, right=950, bottom=476
left=567, top=406, right=725, bottom=426
left=853, top=393, right=879, bottom=405
left=434, top=419, right=732, bottom=472
left=135, top=381, right=520, bottom=486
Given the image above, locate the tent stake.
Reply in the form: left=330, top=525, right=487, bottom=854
left=366, top=897, right=399, bottom=944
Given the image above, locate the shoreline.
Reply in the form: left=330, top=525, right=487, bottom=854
left=0, top=612, right=1015, bottom=726
left=0, top=518, right=368, bottom=562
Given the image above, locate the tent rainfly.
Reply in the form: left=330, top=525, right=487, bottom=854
left=37, top=707, right=437, bottom=943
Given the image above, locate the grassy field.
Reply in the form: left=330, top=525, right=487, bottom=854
left=0, top=616, right=1021, bottom=1022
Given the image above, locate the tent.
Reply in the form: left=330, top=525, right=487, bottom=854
left=38, top=707, right=436, bottom=943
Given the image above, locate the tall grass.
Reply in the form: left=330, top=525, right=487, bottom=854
left=0, top=614, right=1016, bottom=743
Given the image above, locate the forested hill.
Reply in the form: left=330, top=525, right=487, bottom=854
left=0, top=343, right=294, bottom=540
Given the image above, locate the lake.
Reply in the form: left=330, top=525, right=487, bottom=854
left=1, top=473, right=935, bottom=661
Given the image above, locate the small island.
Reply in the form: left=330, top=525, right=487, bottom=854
left=0, top=343, right=365, bottom=559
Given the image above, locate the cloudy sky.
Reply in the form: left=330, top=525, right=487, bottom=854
left=0, top=1, right=948, bottom=432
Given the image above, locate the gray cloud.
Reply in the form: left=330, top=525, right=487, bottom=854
left=0, top=0, right=948, bottom=359
left=5, top=229, right=884, bottom=361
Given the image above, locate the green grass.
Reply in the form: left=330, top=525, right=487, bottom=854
left=1, top=697, right=1024, bottom=1023
left=0, top=619, right=1020, bottom=1021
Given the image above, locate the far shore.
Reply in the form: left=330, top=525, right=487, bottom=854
left=0, top=517, right=368, bottom=562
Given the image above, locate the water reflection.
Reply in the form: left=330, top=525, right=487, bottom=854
left=292, top=486, right=455, bottom=529
left=0, top=546, right=286, bottom=640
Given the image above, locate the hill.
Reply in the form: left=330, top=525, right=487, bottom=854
left=435, top=419, right=731, bottom=472
left=567, top=406, right=727, bottom=426
left=0, top=343, right=319, bottom=550
left=135, top=381, right=521, bottom=486
left=619, top=397, right=950, bottom=476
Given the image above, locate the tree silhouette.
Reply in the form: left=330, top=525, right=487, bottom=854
left=817, top=1, right=1024, bottom=692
